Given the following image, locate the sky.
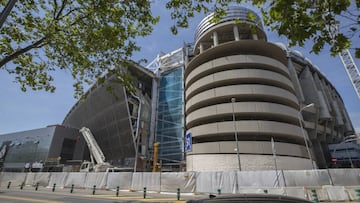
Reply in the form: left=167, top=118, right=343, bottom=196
left=0, top=2, right=359, bottom=135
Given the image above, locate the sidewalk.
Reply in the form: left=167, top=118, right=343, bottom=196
left=3, top=185, right=358, bottom=202
left=3, top=185, right=209, bottom=202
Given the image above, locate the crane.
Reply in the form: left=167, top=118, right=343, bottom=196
left=338, top=49, right=360, bottom=99
left=79, top=127, right=112, bottom=172
left=324, top=9, right=360, bottom=100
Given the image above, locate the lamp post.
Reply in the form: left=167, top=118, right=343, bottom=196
left=333, top=136, right=359, bottom=168
left=231, top=98, right=241, bottom=171
left=298, top=103, right=315, bottom=169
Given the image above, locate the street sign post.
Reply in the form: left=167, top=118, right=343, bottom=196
left=185, top=133, right=192, bottom=152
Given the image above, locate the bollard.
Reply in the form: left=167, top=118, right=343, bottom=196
left=20, top=182, right=24, bottom=190
left=7, top=181, right=11, bottom=189
left=116, top=186, right=119, bottom=197
left=355, top=188, right=360, bottom=203
left=70, top=184, right=74, bottom=193
left=52, top=183, right=56, bottom=192
left=310, top=189, right=318, bottom=203
left=92, top=185, right=96, bottom=195
left=263, top=189, right=268, bottom=194
left=143, top=187, right=146, bottom=199
left=217, top=188, right=221, bottom=195
left=35, top=182, right=39, bottom=191
left=177, top=188, right=180, bottom=200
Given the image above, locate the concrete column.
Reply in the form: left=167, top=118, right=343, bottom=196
left=233, top=25, right=240, bottom=41
left=199, top=43, right=204, bottom=53
left=312, top=140, right=327, bottom=169
left=317, top=90, right=331, bottom=120
left=287, top=55, right=305, bottom=103
left=299, top=67, right=320, bottom=107
left=332, top=100, right=344, bottom=126
left=213, top=31, right=218, bottom=46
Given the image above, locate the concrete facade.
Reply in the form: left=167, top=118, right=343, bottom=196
left=184, top=7, right=354, bottom=171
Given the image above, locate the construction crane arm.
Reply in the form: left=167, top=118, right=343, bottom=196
left=339, top=49, right=360, bottom=99
left=79, top=127, right=106, bottom=165
left=326, top=19, right=360, bottom=100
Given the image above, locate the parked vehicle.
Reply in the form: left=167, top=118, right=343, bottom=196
left=187, top=194, right=313, bottom=203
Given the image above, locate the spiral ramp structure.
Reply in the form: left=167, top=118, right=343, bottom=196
left=184, top=7, right=354, bottom=171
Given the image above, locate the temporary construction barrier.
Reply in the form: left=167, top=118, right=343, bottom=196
left=283, top=170, right=332, bottom=186
left=131, top=172, right=160, bottom=191
left=328, top=169, right=360, bottom=186
left=24, top=172, right=50, bottom=186
left=84, top=172, right=107, bottom=189
left=160, top=172, right=196, bottom=193
left=47, top=172, right=68, bottom=188
left=0, top=168, right=358, bottom=201
left=106, top=172, right=132, bottom=190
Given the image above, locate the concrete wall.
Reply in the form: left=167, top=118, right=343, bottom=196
left=186, top=154, right=312, bottom=171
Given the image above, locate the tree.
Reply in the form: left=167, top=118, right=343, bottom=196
left=1, top=0, right=358, bottom=97
left=0, top=0, right=158, bottom=97
left=166, top=0, right=359, bottom=57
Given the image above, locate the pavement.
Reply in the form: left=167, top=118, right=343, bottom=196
left=1, top=185, right=358, bottom=203
left=1, top=185, right=209, bottom=202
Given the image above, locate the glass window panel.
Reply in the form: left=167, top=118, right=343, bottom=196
left=155, top=67, right=184, bottom=163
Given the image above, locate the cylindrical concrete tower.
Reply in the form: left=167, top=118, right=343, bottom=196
left=185, top=7, right=313, bottom=171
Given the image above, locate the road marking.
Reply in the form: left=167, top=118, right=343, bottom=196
left=0, top=195, right=63, bottom=203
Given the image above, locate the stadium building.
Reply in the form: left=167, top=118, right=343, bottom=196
left=0, top=7, right=356, bottom=172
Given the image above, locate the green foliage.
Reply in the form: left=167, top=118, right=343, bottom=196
left=167, top=0, right=359, bottom=57
left=0, top=0, right=159, bottom=98
left=259, top=0, right=355, bottom=56
left=1, top=0, right=358, bottom=97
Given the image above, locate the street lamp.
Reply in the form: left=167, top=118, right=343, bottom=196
left=231, top=98, right=241, bottom=171
left=298, top=103, right=315, bottom=169
left=333, top=136, right=359, bottom=168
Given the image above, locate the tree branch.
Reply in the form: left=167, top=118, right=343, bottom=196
left=55, top=0, right=68, bottom=20
left=57, top=7, right=82, bottom=21
left=53, top=0, right=58, bottom=19
left=0, top=37, right=48, bottom=68
left=70, top=13, right=92, bottom=26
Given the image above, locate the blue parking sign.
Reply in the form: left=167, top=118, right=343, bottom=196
left=185, top=133, right=192, bottom=152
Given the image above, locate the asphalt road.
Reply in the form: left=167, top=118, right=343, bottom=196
left=0, top=186, right=192, bottom=203
left=0, top=187, right=356, bottom=203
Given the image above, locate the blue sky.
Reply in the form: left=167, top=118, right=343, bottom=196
left=0, top=2, right=359, bottom=134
